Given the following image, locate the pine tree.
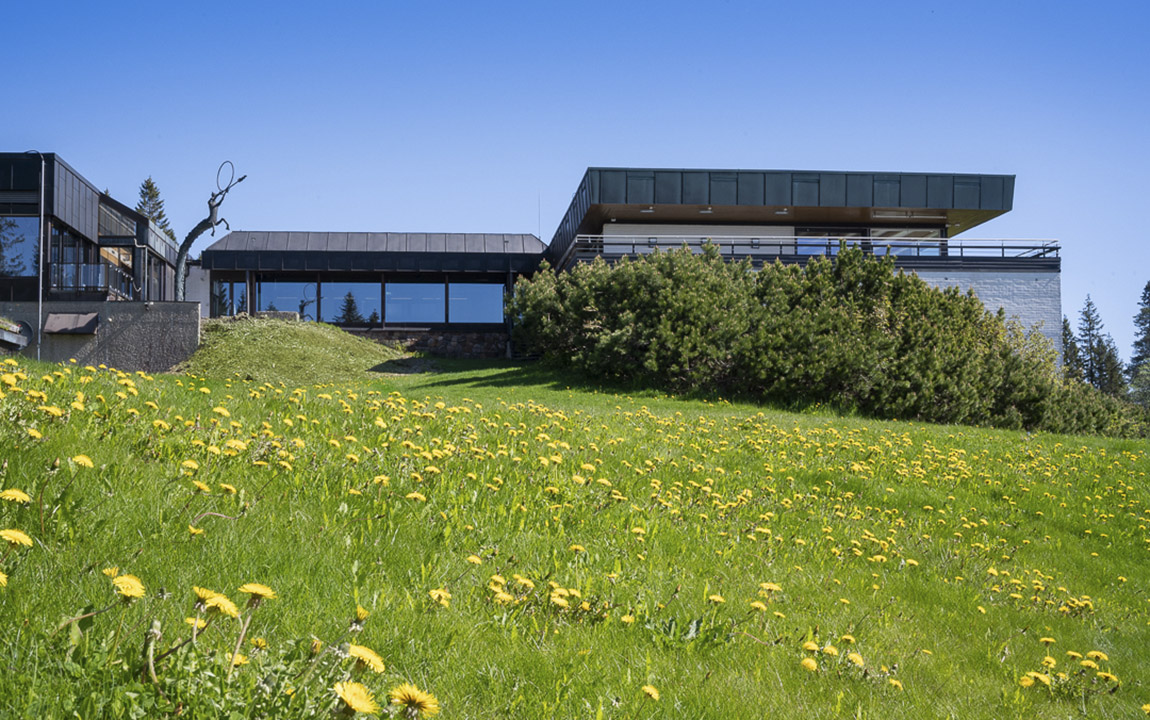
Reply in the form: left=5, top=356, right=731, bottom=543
left=135, top=177, right=177, bottom=242
left=335, top=292, right=365, bottom=324
left=367, top=309, right=380, bottom=325
left=1060, top=316, right=1083, bottom=382
left=1131, top=280, right=1150, bottom=382
left=1077, top=295, right=1127, bottom=397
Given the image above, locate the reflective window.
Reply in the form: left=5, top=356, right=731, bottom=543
left=0, top=216, right=40, bottom=277
left=212, top=280, right=246, bottom=316
left=448, top=283, right=504, bottom=323
left=322, top=281, right=381, bottom=325
left=386, top=282, right=444, bottom=323
left=258, top=279, right=319, bottom=320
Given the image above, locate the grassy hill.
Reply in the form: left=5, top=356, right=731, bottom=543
left=0, top=328, right=1147, bottom=718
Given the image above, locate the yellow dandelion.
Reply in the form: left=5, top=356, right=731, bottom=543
left=0, top=489, right=31, bottom=504
left=1027, top=672, right=1051, bottom=687
left=188, top=525, right=204, bottom=536
left=823, top=645, right=839, bottom=657
left=181, top=459, right=200, bottom=471
left=219, top=483, right=237, bottom=494
left=389, top=682, right=439, bottom=717
left=1039, top=637, right=1055, bottom=646
left=1086, top=651, right=1109, bottom=662
left=749, top=601, right=768, bottom=612
left=708, top=594, right=725, bottom=604
left=72, top=455, right=94, bottom=468
left=1019, top=675, right=1034, bottom=688
left=229, top=652, right=249, bottom=667
left=1042, top=656, right=1057, bottom=668
left=641, top=684, right=660, bottom=701
left=466, top=555, right=482, bottom=565
left=1, top=529, right=33, bottom=548
left=212, top=406, right=230, bottom=417
left=348, top=644, right=386, bottom=673
left=888, top=678, right=903, bottom=691
left=0, top=571, right=7, bottom=587
left=802, top=641, right=819, bottom=653
left=185, top=617, right=207, bottom=629
left=1080, top=660, right=1099, bottom=670
left=102, top=566, right=119, bottom=577
left=335, top=681, right=380, bottom=715
left=841, top=634, right=856, bottom=644
left=428, top=588, right=451, bottom=607
left=569, top=544, right=585, bottom=552
left=801, top=657, right=818, bottom=672
left=205, top=593, right=240, bottom=618
left=193, top=481, right=211, bottom=494
left=847, top=652, right=864, bottom=668
left=621, top=614, right=635, bottom=624
left=112, top=574, right=146, bottom=599
left=356, top=605, right=370, bottom=622
left=406, top=492, right=427, bottom=502
left=26, top=428, right=42, bottom=440
left=238, top=583, right=277, bottom=600
left=1065, top=650, right=1082, bottom=659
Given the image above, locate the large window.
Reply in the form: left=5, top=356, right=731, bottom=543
left=386, top=283, right=444, bottom=324
left=448, top=283, right=504, bottom=323
left=0, top=217, right=40, bottom=278
left=322, top=281, right=382, bottom=324
left=257, top=279, right=318, bottom=319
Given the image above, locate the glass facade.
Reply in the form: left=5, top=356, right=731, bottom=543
left=212, top=279, right=247, bottom=317
left=448, top=283, right=504, bottom=323
left=322, top=281, right=382, bottom=324
left=0, top=217, right=40, bottom=277
left=386, top=282, right=445, bottom=323
left=257, top=278, right=318, bottom=319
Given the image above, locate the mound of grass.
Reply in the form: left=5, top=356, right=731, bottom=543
left=179, top=317, right=406, bottom=385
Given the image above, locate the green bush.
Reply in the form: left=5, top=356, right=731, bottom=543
left=509, top=245, right=1148, bottom=437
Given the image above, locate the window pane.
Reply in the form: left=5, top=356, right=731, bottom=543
left=322, top=281, right=381, bottom=324
left=448, top=283, right=504, bottom=323
left=386, top=282, right=444, bottom=323
left=0, top=216, right=40, bottom=278
left=258, top=279, right=319, bottom=320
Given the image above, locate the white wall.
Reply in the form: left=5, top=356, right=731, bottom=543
left=186, top=266, right=212, bottom=318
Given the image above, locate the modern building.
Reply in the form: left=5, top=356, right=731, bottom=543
left=0, top=153, right=179, bottom=304
left=199, top=166, right=1061, bottom=356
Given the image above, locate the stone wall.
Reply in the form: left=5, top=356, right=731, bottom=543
left=0, top=301, right=201, bottom=372
left=914, top=269, right=1062, bottom=355
left=350, top=328, right=509, bottom=359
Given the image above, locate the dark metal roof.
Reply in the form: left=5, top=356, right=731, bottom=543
left=201, top=231, right=546, bottom=273
left=548, top=167, right=1016, bottom=268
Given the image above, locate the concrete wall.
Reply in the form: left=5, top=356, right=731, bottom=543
left=186, top=266, right=213, bottom=318
left=0, top=301, right=201, bottom=372
left=914, top=269, right=1062, bottom=355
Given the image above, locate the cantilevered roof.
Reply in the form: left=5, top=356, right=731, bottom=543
left=548, top=168, right=1015, bottom=267
left=200, top=231, right=545, bottom=274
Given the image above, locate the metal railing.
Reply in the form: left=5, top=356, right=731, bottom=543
left=570, top=235, right=1059, bottom=262
left=49, top=261, right=135, bottom=300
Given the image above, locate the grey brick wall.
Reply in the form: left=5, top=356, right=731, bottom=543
left=913, top=269, right=1062, bottom=356
left=0, top=301, right=201, bottom=372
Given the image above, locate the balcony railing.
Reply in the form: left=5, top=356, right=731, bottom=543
left=568, top=235, right=1059, bottom=264
left=49, top=261, right=135, bottom=300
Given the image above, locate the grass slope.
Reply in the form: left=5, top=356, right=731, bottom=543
left=0, top=349, right=1147, bottom=718
left=179, top=318, right=406, bottom=385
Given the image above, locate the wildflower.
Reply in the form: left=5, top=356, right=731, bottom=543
left=823, top=645, right=839, bottom=657
left=181, top=459, right=200, bottom=471
left=212, top=406, right=230, bottom=417
left=26, top=428, right=42, bottom=440
left=188, top=525, right=204, bottom=536
left=0, top=489, right=31, bottom=504
left=205, top=594, right=240, bottom=618
left=1019, top=675, right=1034, bottom=688
left=193, top=481, right=211, bottom=494
left=348, top=644, right=386, bottom=673
left=428, top=588, right=451, bottom=607
left=0, top=571, right=6, bottom=587
left=1086, top=651, right=1109, bottom=662
left=112, top=574, right=146, bottom=599
left=1039, top=637, right=1055, bottom=646
left=250, top=637, right=268, bottom=650
left=847, top=652, right=864, bottom=668
left=356, top=605, right=370, bottom=622
left=569, top=544, right=585, bottom=552
left=621, top=614, right=635, bottom=624
left=1, top=529, right=33, bottom=548
left=1096, top=671, right=1118, bottom=682
left=102, top=567, right=119, bottom=577
left=1080, top=660, right=1099, bottom=670
left=1065, top=651, right=1082, bottom=659
left=335, top=681, right=380, bottom=714
left=801, top=657, right=818, bottom=672
left=708, top=594, right=725, bottom=604
left=185, top=617, right=207, bottom=629
left=1026, top=672, right=1051, bottom=687
left=840, top=634, right=856, bottom=644
left=888, top=678, right=903, bottom=691
left=389, top=682, right=439, bottom=717
left=238, top=583, right=277, bottom=600
left=229, top=653, right=249, bottom=666
left=749, top=601, right=768, bottom=612
left=802, top=641, right=819, bottom=652
left=406, top=492, right=427, bottom=502
left=72, top=455, right=94, bottom=468
left=642, top=684, right=660, bottom=701
left=1041, top=656, right=1057, bottom=668
left=466, top=555, right=482, bottom=565
left=219, top=483, right=237, bottom=494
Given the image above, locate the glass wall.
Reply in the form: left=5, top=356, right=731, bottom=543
left=212, top=279, right=247, bottom=317
left=386, top=283, right=445, bottom=323
left=0, top=217, right=40, bottom=277
left=50, top=226, right=100, bottom=291
left=448, top=283, right=504, bottom=323
left=257, top=278, right=319, bottom=319
left=322, top=281, right=382, bottom=325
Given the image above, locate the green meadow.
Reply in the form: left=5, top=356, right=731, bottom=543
left=0, top=321, right=1147, bottom=719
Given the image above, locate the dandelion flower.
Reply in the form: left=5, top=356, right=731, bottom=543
left=708, top=594, right=725, bottom=604
left=1086, top=651, right=1109, bottom=662
left=0, top=571, right=7, bottom=587
left=356, top=605, right=370, bottom=622
left=112, top=574, right=146, bottom=599
left=802, top=641, right=819, bottom=653
left=348, top=644, right=386, bottom=673
left=466, top=555, right=482, bottom=565
left=749, top=601, right=768, bottom=612
left=801, top=657, right=818, bottom=672
left=205, top=593, right=240, bottom=618
left=0, top=489, right=31, bottom=504
left=229, top=652, right=249, bottom=667
left=72, top=455, right=94, bottom=468
left=26, top=428, right=42, bottom=440
left=188, top=525, right=204, bottom=536
left=1039, top=637, right=1055, bottom=646
left=1019, top=676, right=1034, bottom=688
left=1, top=529, right=33, bottom=548
left=406, top=492, right=427, bottom=502
left=1065, top=651, right=1082, bottom=659
left=389, top=682, right=439, bottom=717
left=185, top=617, right=207, bottom=629
left=428, top=588, right=451, bottom=607
left=181, top=459, right=200, bottom=471
left=238, top=583, right=276, bottom=600
left=335, top=681, right=380, bottom=715
left=1080, top=660, right=1099, bottom=670
left=102, top=567, right=119, bottom=577
left=888, top=678, right=903, bottom=691
left=1041, top=656, right=1057, bottom=668
left=1027, top=672, right=1051, bottom=687
left=847, top=652, right=865, bottom=668
left=641, top=685, right=660, bottom=701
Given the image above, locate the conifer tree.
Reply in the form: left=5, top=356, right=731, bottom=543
left=1061, top=316, right=1083, bottom=382
left=335, top=292, right=365, bottom=324
left=1077, top=295, right=1126, bottom=397
left=1131, top=280, right=1150, bottom=382
left=135, top=177, right=177, bottom=242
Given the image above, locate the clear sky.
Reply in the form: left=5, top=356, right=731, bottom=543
left=6, top=1, right=1148, bottom=358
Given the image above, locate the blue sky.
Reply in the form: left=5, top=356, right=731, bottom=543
left=6, top=1, right=1148, bottom=357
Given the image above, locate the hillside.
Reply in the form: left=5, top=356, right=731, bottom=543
left=0, top=345, right=1147, bottom=718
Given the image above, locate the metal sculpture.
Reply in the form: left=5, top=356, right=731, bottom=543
left=174, top=161, right=246, bottom=302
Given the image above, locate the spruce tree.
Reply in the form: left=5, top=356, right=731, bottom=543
left=1061, top=316, right=1083, bottom=382
left=135, top=177, right=177, bottom=242
left=1077, top=296, right=1105, bottom=388
left=1131, top=280, right=1150, bottom=382
left=335, top=292, right=365, bottom=324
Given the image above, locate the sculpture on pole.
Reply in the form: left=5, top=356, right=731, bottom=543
left=174, top=161, right=246, bottom=302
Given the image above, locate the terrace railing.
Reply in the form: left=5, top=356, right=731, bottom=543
left=565, top=235, right=1059, bottom=267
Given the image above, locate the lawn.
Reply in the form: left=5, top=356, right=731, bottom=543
left=0, top=329, right=1147, bottom=718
